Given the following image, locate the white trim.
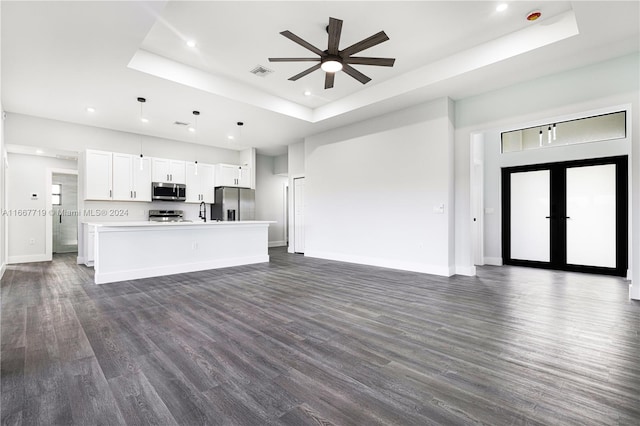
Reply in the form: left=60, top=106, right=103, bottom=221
left=95, top=255, right=269, bottom=284
left=484, top=257, right=503, bottom=266
left=455, top=265, right=476, bottom=276
left=268, top=240, right=287, bottom=248
left=0, top=263, right=6, bottom=280
left=8, top=254, right=49, bottom=264
left=305, top=250, right=454, bottom=277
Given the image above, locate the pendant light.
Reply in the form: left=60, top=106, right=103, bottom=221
left=137, top=97, right=148, bottom=123
left=539, top=128, right=543, bottom=146
left=191, top=111, right=200, bottom=174
left=552, top=123, right=557, bottom=140
left=137, top=97, right=147, bottom=170
left=547, top=126, right=552, bottom=144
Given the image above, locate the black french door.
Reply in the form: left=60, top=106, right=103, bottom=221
left=502, top=156, right=627, bottom=277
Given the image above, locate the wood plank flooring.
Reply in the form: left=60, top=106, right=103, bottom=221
left=1, top=248, right=639, bottom=425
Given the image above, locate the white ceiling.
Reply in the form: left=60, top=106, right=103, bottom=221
left=2, top=1, right=638, bottom=156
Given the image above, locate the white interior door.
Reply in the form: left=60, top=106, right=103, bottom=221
left=294, top=178, right=305, bottom=254
left=566, top=164, right=617, bottom=268
left=510, top=170, right=550, bottom=262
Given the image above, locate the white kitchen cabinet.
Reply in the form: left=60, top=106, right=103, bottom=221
left=152, top=158, right=186, bottom=184
left=185, top=162, right=215, bottom=203
left=112, top=153, right=151, bottom=201
left=214, top=164, right=251, bottom=188
left=85, top=150, right=113, bottom=200
left=84, top=224, right=95, bottom=266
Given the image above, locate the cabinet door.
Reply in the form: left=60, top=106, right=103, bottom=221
left=200, top=164, right=215, bottom=203
left=132, top=156, right=152, bottom=201
left=112, top=153, right=133, bottom=200
left=237, top=166, right=251, bottom=188
left=85, top=150, right=112, bottom=200
left=152, top=158, right=171, bottom=182
left=216, top=164, right=238, bottom=187
left=169, top=160, right=186, bottom=184
left=185, top=162, right=201, bottom=203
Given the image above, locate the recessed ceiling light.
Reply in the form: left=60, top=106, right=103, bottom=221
left=227, top=135, right=234, bottom=140
left=186, top=40, right=197, bottom=48
left=304, top=90, right=312, bottom=96
left=36, top=149, right=44, bottom=154
left=188, top=127, right=195, bottom=132
left=86, top=107, right=96, bottom=113
left=496, top=3, right=508, bottom=13
left=140, top=117, right=149, bottom=123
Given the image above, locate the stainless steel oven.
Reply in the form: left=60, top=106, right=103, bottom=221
left=152, top=182, right=186, bottom=201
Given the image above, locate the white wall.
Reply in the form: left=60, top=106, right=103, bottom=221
left=6, top=153, right=77, bottom=263
left=304, top=98, right=455, bottom=276
left=255, top=154, right=287, bottom=246
left=287, top=141, right=305, bottom=253
left=454, top=53, right=639, bottom=298
left=274, top=153, right=288, bottom=175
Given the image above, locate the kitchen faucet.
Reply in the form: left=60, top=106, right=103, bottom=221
left=199, top=201, right=206, bottom=222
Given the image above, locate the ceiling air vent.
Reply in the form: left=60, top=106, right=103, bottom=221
left=174, top=121, right=190, bottom=126
left=250, top=65, right=274, bottom=77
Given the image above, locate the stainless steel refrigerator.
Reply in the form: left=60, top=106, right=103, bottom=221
left=210, top=187, right=255, bottom=221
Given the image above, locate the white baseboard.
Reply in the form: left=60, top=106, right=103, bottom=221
left=77, top=255, right=85, bottom=265
left=268, top=240, right=287, bottom=248
left=0, top=263, right=5, bottom=280
left=305, top=250, right=453, bottom=277
left=455, top=265, right=476, bottom=276
left=94, top=255, right=269, bottom=284
left=484, top=257, right=503, bottom=266
left=8, top=254, right=50, bottom=264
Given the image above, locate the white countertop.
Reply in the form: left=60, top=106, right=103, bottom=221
left=86, top=220, right=275, bottom=228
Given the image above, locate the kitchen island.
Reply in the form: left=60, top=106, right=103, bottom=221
left=86, top=221, right=273, bottom=284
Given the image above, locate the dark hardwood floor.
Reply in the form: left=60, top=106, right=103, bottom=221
left=1, top=248, right=639, bottom=425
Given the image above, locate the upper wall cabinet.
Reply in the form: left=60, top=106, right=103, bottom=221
left=215, top=164, right=251, bottom=188
left=112, top=153, right=151, bottom=202
left=152, top=158, right=186, bottom=184
left=185, top=162, right=215, bottom=203
left=85, top=150, right=152, bottom=201
left=85, top=150, right=113, bottom=200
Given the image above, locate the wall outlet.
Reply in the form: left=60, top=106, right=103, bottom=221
left=29, top=238, right=35, bottom=245
left=192, top=242, right=198, bottom=250
left=433, top=203, right=445, bottom=214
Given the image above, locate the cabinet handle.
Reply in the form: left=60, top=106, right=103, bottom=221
left=130, top=190, right=132, bottom=198
left=109, top=189, right=112, bottom=198
left=134, top=191, right=137, bottom=198
left=170, top=174, right=173, bottom=181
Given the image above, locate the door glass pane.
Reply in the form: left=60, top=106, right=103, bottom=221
left=510, top=170, right=550, bottom=262
left=566, top=164, right=616, bottom=268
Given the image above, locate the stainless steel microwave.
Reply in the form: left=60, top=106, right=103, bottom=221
left=152, top=182, right=186, bottom=201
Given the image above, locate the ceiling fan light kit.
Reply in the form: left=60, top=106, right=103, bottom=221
left=269, top=17, right=395, bottom=89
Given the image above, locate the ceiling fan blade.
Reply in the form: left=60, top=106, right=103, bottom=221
left=344, top=57, right=395, bottom=67
left=340, top=31, right=389, bottom=57
left=269, top=58, right=321, bottom=62
left=288, top=63, right=322, bottom=81
left=342, top=64, right=371, bottom=85
left=280, top=31, right=326, bottom=57
left=327, top=17, right=343, bottom=55
left=324, top=72, right=335, bottom=89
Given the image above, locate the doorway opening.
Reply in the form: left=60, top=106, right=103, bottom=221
left=293, top=177, right=305, bottom=254
left=501, top=156, right=628, bottom=277
left=46, top=169, right=78, bottom=259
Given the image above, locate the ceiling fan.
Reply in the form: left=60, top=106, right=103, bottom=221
left=269, top=17, right=395, bottom=89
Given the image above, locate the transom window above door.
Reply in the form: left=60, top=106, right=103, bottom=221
left=501, top=111, right=626, bottom=153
